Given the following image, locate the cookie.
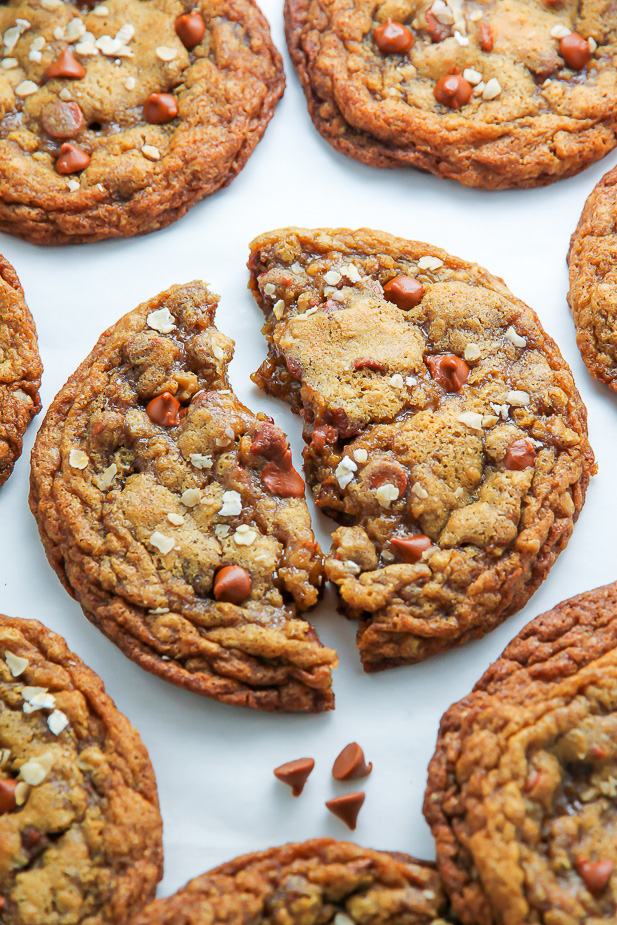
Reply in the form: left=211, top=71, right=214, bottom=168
left=29, top=281, right=337, bottom=713
left=0, top=255, right=42, bottom=487
left=130, top=838, right=450, bottom=925
left=0, top=614, right=163, bottom=924
left=0, top=0, right=284, bottom=245
left=248, top=227, right=594, bottom=671
left=424, top=581, right=617, bottom=925
left=568, top=163, right=617, bottom=391
left=285, top=0, right=617, bottom=189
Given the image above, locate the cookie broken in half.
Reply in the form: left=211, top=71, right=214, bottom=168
left=249, top=227, right=594, bottom=671
left=30, top=282, right=336, bottom=712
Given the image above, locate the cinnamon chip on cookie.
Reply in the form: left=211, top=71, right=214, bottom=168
left=0, top=0, right=284, bottom=244
left=284, top=0, right=614, bottom=188
left=248, top=227, right=594, bottom=672
left=29, top=282, right=337, bottom=713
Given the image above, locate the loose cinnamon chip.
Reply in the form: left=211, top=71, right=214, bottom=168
left=425, top=354, right=469, bottom=391
left=332, top=742, right=372, bottom=780
left=391, top=535, right=432, bottom=563
left=353, top=357, right=386, bottom=372
left=504, top=437, right=536, bottom=470
left=274, top=757, right=315, bottom=796
left=46, top=48, right=86, bottom=79
left=326, top=792, right=365, bottom=829
left=261, top=450, right=305, bottom=497
left=0, top=779, right=18, bottom=814
left=146, top=392, right=181, bottom=426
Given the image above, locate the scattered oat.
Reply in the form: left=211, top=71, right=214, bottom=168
left=482, top=78, right=502, bottom=100
left=429, top=0, right=454, bottom=25
left=273, top=299, right=285, bottom=318
left=48, top=710, right=69, bottom=735
left=116, top=23, right=135, bottom=44
left=189, top=453, right=212, bottom=469
left=463, top=67, right=483, bottom=85
left=219, top=490, right=242, bottom=517
left=149, top=531, right=175, bottom=555
left=340, top=263, right=362, bottom=282
left=23, top=690, right=56, bottom=713
left=40, top=0, right=62, bottom=8
left=550, top=23, right=571, bottom=39
left=464, top=343, right=481, bottom=361
left=353, top=448, right=368, bottom=463
left=335, top=456, right=357, bottom=489
left=454, top=486, right=464, bottom=499
left=96, top=463, right=117, bottom=490
left=375, top=483, right=400, bottom=508
left=457, top=411, right=484, bottom=431
left=125, top=75, right=136, bottom=90
left=212, top=343, right=224, bottom=361
left=263, top=282, right=276, bottom=296
left=412, top=483, right=428, bottom=499
left=156, top=45, right=177, bottom=61
left=15, top=781, right=29, bottom=805
left=216, top=425, right=235, bottom=447
left=334, top=915, right=355, bottom=925
left=180, top=488, right=201, bottom=507
left=69, top=449, right=89, bottom=469
left=588, top=36, right=597, bottom=52
left=389, top=373, right=404, bottom=388
left=67, top=178, right=80, bottom=192
left=454, top=30, right=469, bottom=45
left=147, top=307, right=175, bottom=333
left=15, top=79, right=38, bottom=97
left=405, top=375, right=417, bottom=387
left=167, top=512, right=184, bottom=526
left=505, top=326, right=526, bottom=347
left=92, top=3, right=110, bottom=13
left=233, top=524, right=258, bottom=546
left=141, top=144, right=161, bottom=161
left=506, top=389, right=530, bottom=407
left=482, top=414, right=499, bottom=428
left=75, top=40, right=97, bottom=55
left=417, top=256, right=443, bottom=271
left=1, top=57, right=18, bottom=68
left=324, top=269, right=341, bottom=286
left=20, top=751, right=54, bottom=786
left=148, top=607, right=169, bottom=614
left=214, top=524, right=230, bottom=538
left=59, top=87, right=73, bottom=101
left=5, top=651, right=28, bottom=677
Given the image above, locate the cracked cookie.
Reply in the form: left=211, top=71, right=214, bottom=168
left=0, top=255, right=42, bottom=488
left=130, top=838, right=451, bottom=925
left=0, top=0, right=284, bottom=244
left=285, top=0, right=617, bottom=189
left=568, top=163, right=617, bottom=392
left=0, top=614, right=162, bottom=925
left=29, top=281, right=336, bottom=713
left=424, top=581, right=617, bottom=925
left=248, top=227, right=594, bottom=671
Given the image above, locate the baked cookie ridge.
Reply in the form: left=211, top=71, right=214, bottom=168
left=130, top=838, right=452, bottom=925
left=248, top=226, right=594, bottom=671
left=0, top=615, right=163, bottom=925
left=424, top=581, right=617, bottom=925
left=29, top=281, right=336, bottom=713
left=0, top=255, right=42, bottom=487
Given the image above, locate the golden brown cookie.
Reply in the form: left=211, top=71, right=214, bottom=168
left=130, top=839, right=451, bottom=925
left=248, top=227, right=594, bottom=671
left=0, top=255, right=42, bottom=487
left=29, top=281, right=337, bottom=713
left=285, top=0, right=617, bottom=188
left=0, top=614, right=163, bottom=924
left=0, top=0, right=284, bottom=244
left=424, top=581, right=617, bottom=925
left=568, top=163, right=617, bottom=391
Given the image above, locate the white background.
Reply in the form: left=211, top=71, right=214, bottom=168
left=1, top=0, right=617, bottom=898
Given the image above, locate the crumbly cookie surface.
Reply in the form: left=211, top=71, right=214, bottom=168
left=285, top=0, right=617, bottom=189
left=131, top=838, right=450, bottom=925
left=424, top=581, right=617, bottom=925
left=0, top=255, right=42, bottom=487
left=0, top=0, right=284, bottom=244
left=568, top=163, right=617, bottom=391
left=0, top=614, right=163, bottom=925
left=29, top=281, right=336, bottom=712
left=248, top=227, right=594, bottom=671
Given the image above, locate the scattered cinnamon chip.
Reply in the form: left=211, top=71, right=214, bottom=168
left=325, top=791, right=365, bottom=829
left=274, top=757, right=315, bottom=796
left=332, top=742, right=372, bottom=780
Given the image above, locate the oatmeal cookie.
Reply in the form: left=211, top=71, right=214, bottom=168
left=130, top=838, right=450, bottom=925
left=249, top=227, right=594, bottom=671
left=0, top=255, right=42, bottom=487
left=29, top=281, right=336, bottom=712
left=0, top=614, right=163, bottom=925
left=285, top=0, right=617, bottom=189
left=568, top=163, right=617, bottom=391
left=424, top=581, right=617, bottom=925
left=0, top=0, right=284, bottom=244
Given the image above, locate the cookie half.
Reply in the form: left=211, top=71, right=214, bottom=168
left=0, top=256, right=42, bottom=488
left=0, top=0, right=284, bottom=244
left=131, top=838, right=450, bottom=925
left=30, top=281, right=337, bottom=712
left=249, top=227, right=594, bottom=671
left=424, top=581, right=617, bottom=925
left=285, top=0, right=617, bottom=189
left=0, top=614, right=163, bottom=925
left=568, top=164, right=617, bottom=391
